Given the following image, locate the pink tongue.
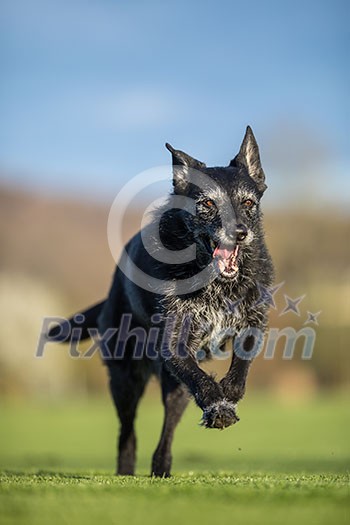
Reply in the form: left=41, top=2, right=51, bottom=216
left=213, top=246, right=234, bottom=259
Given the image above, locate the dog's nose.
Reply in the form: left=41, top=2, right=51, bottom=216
left=236, top=224, right=248, bottom=242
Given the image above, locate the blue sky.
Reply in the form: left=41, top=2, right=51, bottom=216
left=0, top=0, right=349, bottom=206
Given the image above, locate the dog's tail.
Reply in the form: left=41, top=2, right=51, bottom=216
left=47, top=300, right=106, bottom=342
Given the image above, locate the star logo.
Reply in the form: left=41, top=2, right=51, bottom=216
left=280, top=294, right=305, bottom=316
left=304, top=311, right=321, bottom=325
left=255, top=281, right=285, bottom=309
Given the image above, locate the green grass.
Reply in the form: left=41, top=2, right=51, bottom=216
left=0, top=392, right=349, bottom=525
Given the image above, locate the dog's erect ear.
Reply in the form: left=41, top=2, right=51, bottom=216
left=229, top=126, right=267, bottom=192
left=165, top=142, right=206, bottom=193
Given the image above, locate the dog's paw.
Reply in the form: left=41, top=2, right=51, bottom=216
left=201, top=400, right=239, bottom=429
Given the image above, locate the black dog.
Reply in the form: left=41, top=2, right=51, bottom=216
left=49, top=126, right=274, bottom=477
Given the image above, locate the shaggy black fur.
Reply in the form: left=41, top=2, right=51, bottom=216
left=49, top=126, right=274, bottom=477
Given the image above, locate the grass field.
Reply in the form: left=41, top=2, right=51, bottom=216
left=0, top=390, right=349, bottom=525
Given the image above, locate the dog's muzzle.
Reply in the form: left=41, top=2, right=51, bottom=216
left=212, top=224, right=248, bottom=277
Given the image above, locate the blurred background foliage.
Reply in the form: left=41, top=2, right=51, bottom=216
left=0, top=184, right=349, bottom=400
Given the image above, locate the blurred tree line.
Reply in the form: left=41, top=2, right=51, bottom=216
left=0, top=185, right=349, bottom=400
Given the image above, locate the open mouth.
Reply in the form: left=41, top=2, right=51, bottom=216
left=212, top=244, right=240, bottom=277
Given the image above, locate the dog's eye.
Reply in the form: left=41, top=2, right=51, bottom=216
left=243, top=199, right=255, bottom=208
left=203, top=199, right=215, bottom=208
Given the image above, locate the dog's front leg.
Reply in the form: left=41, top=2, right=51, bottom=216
left=220, top=347, right=252, bottom=405
left=220, top=330, right=261, bottom=404
left=163, top=338, right=239, bottom=429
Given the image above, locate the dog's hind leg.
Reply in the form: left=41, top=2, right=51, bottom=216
left=108, top=361, right=151, bottom=475
left=151, top=367, right=189, bottom=477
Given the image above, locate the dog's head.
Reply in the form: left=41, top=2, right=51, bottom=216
left=165, top=126, right=267, bottom=279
